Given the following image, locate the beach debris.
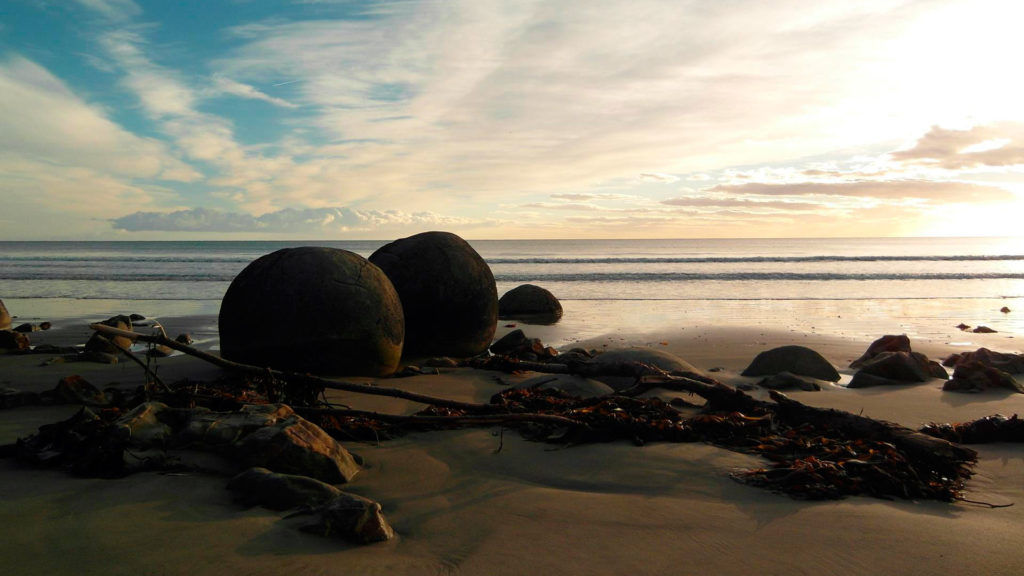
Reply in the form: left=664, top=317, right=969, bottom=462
left=920, top=414, right=1024, bottom=443
left=756, top=371, right=821, bottom=391
left=0, top=299, right=10, bottom=330
left=0, top=329, right=31, bottom=353
left=973, top=326, right=997, bottom=333
left=370, top=231, right=497, bottom=357
left=290, top=491, right=395, bottom=544
left=741, top=345, right=840, bottom=382
left=1001, top=306, right=1011, bottom=314
left=498, top=284, right=563, bottom=323
left=227, top=466, right=344, bottom=510
left=219, top=247, right=404, bottom=377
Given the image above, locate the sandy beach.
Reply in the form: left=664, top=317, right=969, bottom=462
left=2, top=314, right=1024, bottom=576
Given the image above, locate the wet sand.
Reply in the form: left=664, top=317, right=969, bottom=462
left=2, top=315, right=1024, bottom=575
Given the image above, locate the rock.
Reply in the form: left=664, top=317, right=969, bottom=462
left=850, top=334, right=911, bottom=368
left=0, top=299, right=10, bottom=331
left=13, top=323, right=37, bottom=333
left=757, top=371, right=821, bottom=391
left=182, top=404, right=296, bottom=447
left=1, top=387, right=40, bottom=409
left=54, top=375, right=107, bottom=405
left=972, top=326, right=997, bottom=333
left=943, top=361, right=1024, bottom=393
left=490, top=329, right=530, bottom=355
left=853, top=351, right=946, bottom=384
left=146, top=344, right=174, bottom=357
left=129, top=313, right=146, bottom=322
left=423, top=357, right=458, bottom=368
left=741, top=345, right=840, bottom=382
left=295, top=492, right=395, bottom=544
left=593, top=348, right=701, bottom=390
left=942, top=348, right=1024, bottom=372
left=513, top=374, right=615, bottom=398
left=84, top=315, right=134, bottom=355
left=553, top=348, right=595, bottom=364
left=82, top=350, right=119, bottom=364
left=498, top=284, right=563, bottom=322
left=115, top=402, right=173, bottom=447
left=1000, top=306, right=1011, bottom=313
left=0, top=330, right=30, bottom=353
left=219, top=247, right=404, bottom=376
left=174, top=333, right=193, bottom=345
left=956, top=323, right=971, bottom=331
left=39, top=321, right=51, bottom=330
left=369, top=231, right=497, bottom=357
left=489, top=329, right=557, bottom=361
left=227, top=467, right=343, bottom=510
left=232, top=412, right=361, bottom=484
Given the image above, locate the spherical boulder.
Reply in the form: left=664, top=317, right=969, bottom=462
left=218, top=247, right=403, bottom=376
left=499, top=284, right=563, bottom=322
left=369, top=231, right=497, bottom=357
left=741, top=345, right=840, bottom=382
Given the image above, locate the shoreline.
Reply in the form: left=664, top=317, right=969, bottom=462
left=3, top=314, right=1024, bottom=575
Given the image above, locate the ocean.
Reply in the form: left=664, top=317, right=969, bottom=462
left=2, top=237, right=1023, bottom=347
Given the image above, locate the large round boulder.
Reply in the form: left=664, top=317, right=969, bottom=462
left=219, top=247, right=403, bottom=376
left=369, top=231, right=497, bottom=357
left=741, top=345, right=840, bottom=382
left=592, top=348, right=702, bottom=390
left=499, top=284, right=563, bottom=323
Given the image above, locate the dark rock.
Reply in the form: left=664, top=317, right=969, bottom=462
left=1, top=387, right=40, bottom=409
left=757, top=371, right=821, bottom=391
left=943, top=348, right=1024, bottom=373
left=498, top=284, right=563, bottom=322
left=943, top=361, right=1024, bottom=393
left=489, top=329, right=557, bottom=361
left=174, top=333, right=193, bottom=345
left=490, top=329, right=529, bottom=355
left=423, top=357, right=458, bottom=368
left=553, top=348, right=594, bottom=364
left=294, top=492, right=395, bottom=544
left=853, top=351, right=944, bottom=384
left=232, top=411, right=362, bottom=484
left=219, top=247, right=404, bottom=376
left=0, top=299, right=10, bottom=331
left=13, top=323, right=37, bottom=333
left=593, top=348, right=701, bottom=390
left=84, top=315, right=134, bottom=355
left=54, top=375, right=108, bottom=405
left=956, top=323, right=971, bottom=331
left=114, top=402, right=173, bottom=447
left=369, top=231, right=497, bottom=357
left=1001, top=306, right=1011, bottom=314
left=182, top=404, right=296, bottom=447
left=848, top=372, right=907, bottom=389
left=741, top=345, right=840, bottom=382
left=850, top=334, right=911, bottom=368
left=82, top=350, right=119, bottom=364
left=0, top=330, right=30, bottom=353
left=973, top=326, right=997, bottom=333
left=227, top=466, right=343, bottom=510
left=39, top=321, right=51, bottom=330
left=129, top=313, right=146, bottom=322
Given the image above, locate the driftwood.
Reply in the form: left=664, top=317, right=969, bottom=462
left=83, top=323, right=979, bottom=501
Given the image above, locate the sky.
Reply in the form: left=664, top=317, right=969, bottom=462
left=2, top=0, right=1024, bottom=240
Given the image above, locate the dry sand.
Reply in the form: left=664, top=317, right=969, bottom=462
left=2, top=316, right=1024, bottom=575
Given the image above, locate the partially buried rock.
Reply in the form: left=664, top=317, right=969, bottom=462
left=757, top=371, right=821, bottom=391
left=293, top=492, right=395, bottom=544
left=0, top=299, right=10, bottom=331
left=114, top=402, right=173, bottom=447
left=592, top=348, right=701, bottom=390
left=741, top=345, right=840, bottom=382
left=850, top=334, right=911, bottom=368
left=498, top=284, right=563, bottom=323
left=0, top=330, right=30, bottom=353
left=369, top=231, right=497, bottom=357
left=942, top=348, right=1024, bottom=372
left=943, top=361, right=1024, bottom=394
left=489, top=329, right=557, bottom=361
left=1001, top=306, right=1012, bottom=314
left=973, top=326, right=998, bottom=333
left=512, top=374, right=614, bottom=398
left=227, top=466, right=343, bottom=510
left=848, top=351, right=948, bottom=388
left=219, top=247, right=404, bottom=376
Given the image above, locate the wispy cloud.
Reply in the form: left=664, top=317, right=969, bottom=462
left=891, top=122, right=1024, bottom=170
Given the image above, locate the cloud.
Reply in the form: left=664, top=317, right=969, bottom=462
left=710, top=180, right=1014, bottom=203
left=110, top=206, right=490, bottom=233
left=639, top=173, right=679, bottom=183
left=73, top=0, right=141, bottom=21
left=661, top=197, right=822, bottom=211
left=209, top=76, right=299, bottom=109
left=891, top=122, right=1024, bottom=169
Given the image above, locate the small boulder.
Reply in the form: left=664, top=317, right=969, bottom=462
left=943, top=348, right=1024, bottom=372
left=84, top=315, right=134, bottom=355
left=182, top=404, right=295, bottom=447
left=174, top=333, right=193, bottom=345
left=854, top=351, right=946, bottom=383
left=0, top=299, right=10, bottom=331
left=757, top=371, right=821, bottom=391
left=592, top=348, right=701, bottom=390
left=219, top=247, right=404, bottom=376
left=850, top=334, right=911, bottom=368
left=1000, top=306, right=1011, bottom=314
left=0, top=330, right=30, bottom=353
left=369, top=231, right=497, bottom=357
left=943, top=361, right=1024, bottom=394
left=489, top=329, right=557, bottom=361
left=498, top=284, right=563, bottom=322
left=295, top=492, right=395, bottom=544
left=973, top=326, right=998, bottom=333
left=227, top=467, right=343, bottom=510
left=39, top=321, right=51, bottom=330
left=115, top=402, right=173, bottom=447
left=232, top=413, right=362, bottom=484
left=741, top=345, right=840, bottom=382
